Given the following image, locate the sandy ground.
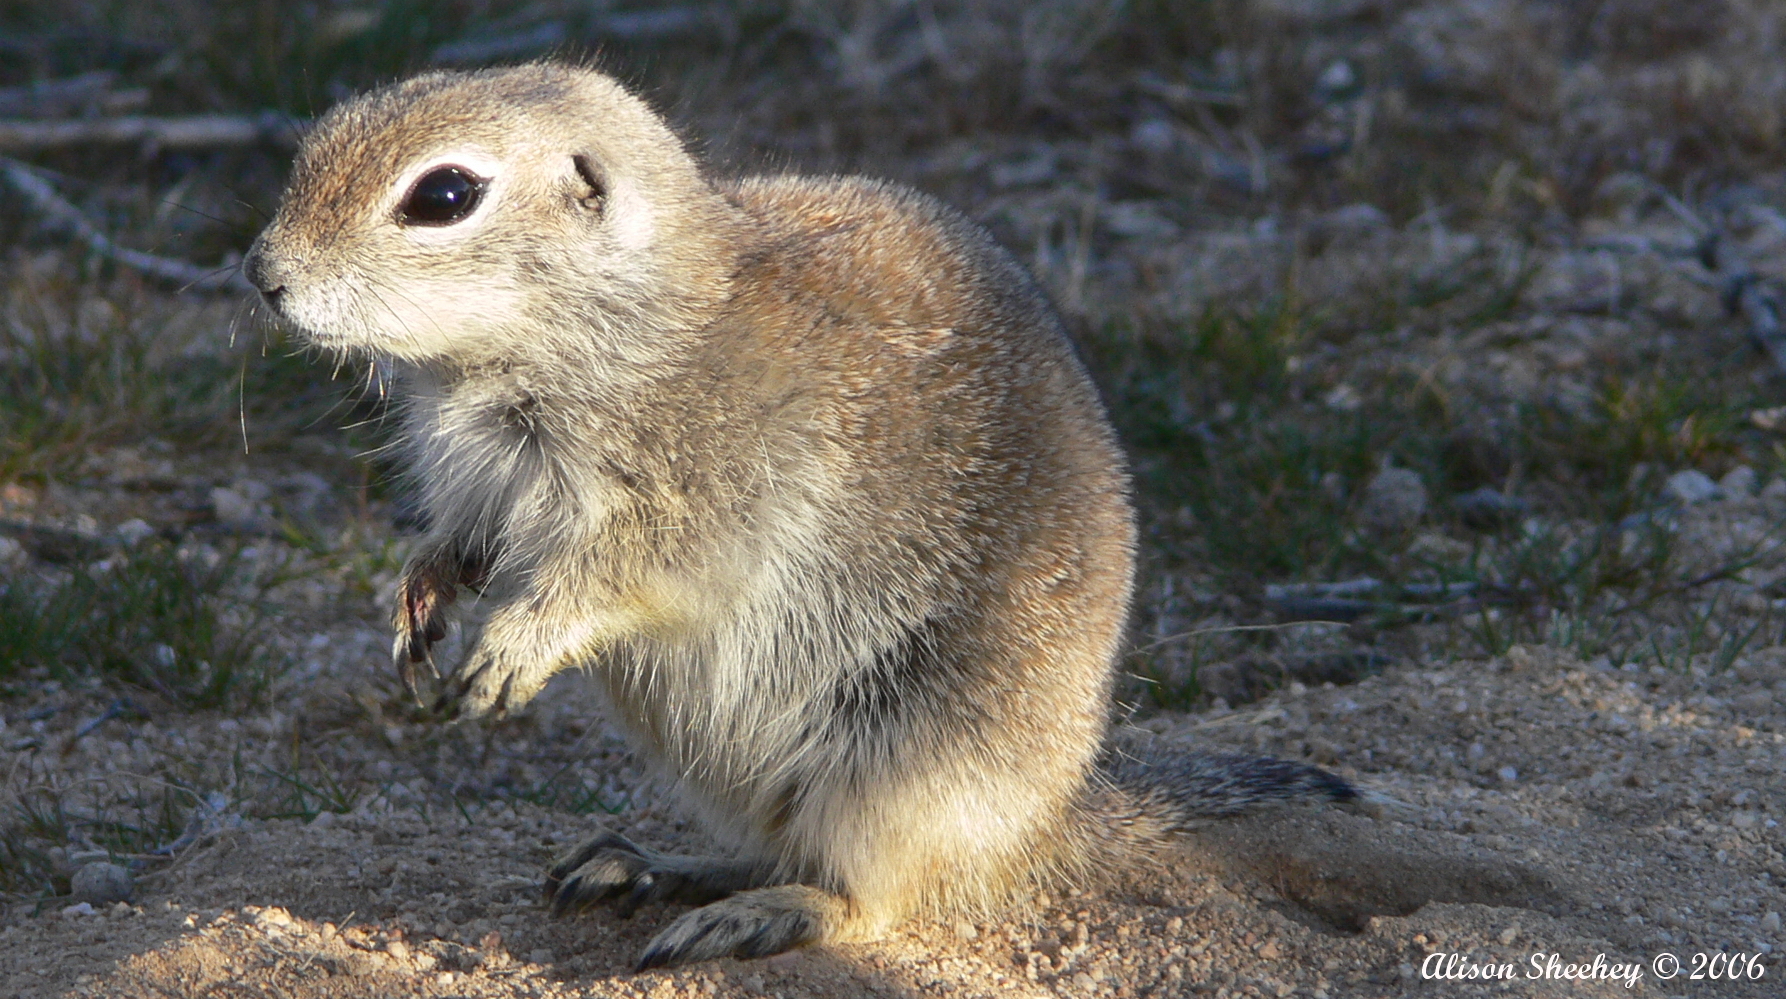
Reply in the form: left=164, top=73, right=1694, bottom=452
left=2, top=589, right=1781, bottom=998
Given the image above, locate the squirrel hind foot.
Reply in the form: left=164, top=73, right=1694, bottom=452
left=634, top=884, right=851, bottom=970
left=545, top=828, right=766, bottom=919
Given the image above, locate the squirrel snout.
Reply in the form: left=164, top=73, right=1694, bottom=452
left=241, top=243, right=288, bottom=307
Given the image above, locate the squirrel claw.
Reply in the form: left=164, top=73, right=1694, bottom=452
left=542, top=831, right=655, bottom=915
left=396, top=654, right=421, bottom=705
left=391, top=555, right=461, bottom=700
left=390, top=616, right=442, bottom=706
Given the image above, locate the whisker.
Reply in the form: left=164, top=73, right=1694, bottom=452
left=175, top=261, right=247, bottom=295
left=162, top=200, right=234, bottom=228
left=237, top=356, right=250, bottom=454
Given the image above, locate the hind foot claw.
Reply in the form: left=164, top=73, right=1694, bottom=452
left=544, top=829, right=760, bottom=919
left=635, top=886, right=837, bottom=970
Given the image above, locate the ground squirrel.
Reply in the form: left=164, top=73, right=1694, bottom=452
left=244, top=63, right=1358, bottom=969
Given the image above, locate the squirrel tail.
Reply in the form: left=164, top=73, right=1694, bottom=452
left=1093, top=742, right=1358, bottom=834
left=1030, top=741, right=1375, bottom=905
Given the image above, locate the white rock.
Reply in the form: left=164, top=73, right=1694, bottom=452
left=1323, top=384, right=1361, bottom=411
left=113, top=518, right=156, bottom=546
left=1316, top=60, right=1356, bottom=93
left=1719, top=465, right=1758, bottom=498
left=1360, top=465, right=1428, bottom=532
left=1129, top=118, right=1176, bottom=155
left=1663, top=469, right=1718, bottom=505
left=209, top=486, right=258, bottom=527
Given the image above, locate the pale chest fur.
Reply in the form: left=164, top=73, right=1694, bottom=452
left=400, top=374, right=586, bottom=568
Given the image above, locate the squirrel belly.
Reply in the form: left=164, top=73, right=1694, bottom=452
left=244, top=62, right=1360, bottom=970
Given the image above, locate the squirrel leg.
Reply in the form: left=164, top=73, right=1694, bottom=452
left=544, top=829, right=763, bottom=918
left=634, top=884, right=872, bottom=971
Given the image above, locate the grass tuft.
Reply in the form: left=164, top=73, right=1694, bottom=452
left=0, top=541, right=287, bottom=709
left=0, top=780, right=196, bottom=899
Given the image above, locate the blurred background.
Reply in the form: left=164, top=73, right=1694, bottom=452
left=5, top=0, right=1786, bottom=909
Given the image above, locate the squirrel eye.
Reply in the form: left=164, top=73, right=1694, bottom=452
left=400, top=166, right=485, bottom=226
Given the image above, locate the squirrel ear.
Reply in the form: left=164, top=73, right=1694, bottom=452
left=572, top=154, right=607, bottom=213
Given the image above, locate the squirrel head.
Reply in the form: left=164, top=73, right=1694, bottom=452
left=245, top=63, right=743, bottom=373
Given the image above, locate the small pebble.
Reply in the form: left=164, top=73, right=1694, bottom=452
left=1720, top=465, right=1757, bottom=498
left=70, top=862, right=134, bottom=905
left=209, top=486, right=258, bottom=528
left=1316, top=60, right=1356, bottom=94
left=1360, top=466, right=1427, bottom=532
left=112, top=518, right=156, bottom=546
left=766, top=950, right=805, bottom=969
left=254, top=906, right=296, bottom=929
left=1663, top=469, right=1718, bottom=505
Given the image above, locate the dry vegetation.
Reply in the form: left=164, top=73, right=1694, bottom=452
left=3, top=2, right=1786, bottom=997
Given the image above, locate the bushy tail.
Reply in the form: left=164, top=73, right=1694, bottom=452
left=1097, top=743, right=1357, bottom=831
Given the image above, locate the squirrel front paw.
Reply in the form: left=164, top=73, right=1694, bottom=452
left=433, top=644, right=555, bottom=720
left=391, top=558, right=460, bottom=701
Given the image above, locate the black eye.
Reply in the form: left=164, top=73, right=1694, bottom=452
left=400, top=166, right=485, bottom=226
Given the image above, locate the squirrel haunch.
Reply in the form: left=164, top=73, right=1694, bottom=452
left=246, top=62, right=1355, bottom=969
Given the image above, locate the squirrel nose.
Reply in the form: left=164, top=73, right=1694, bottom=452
left=241, top=241, right=288, bottom=304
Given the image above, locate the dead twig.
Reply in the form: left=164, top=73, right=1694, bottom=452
left=430, top=8, right=708, bottom=64
left=68, top=699, right=132, bottom=743
left=0, top=71, right=146, bottom=118
left=0, top=112, right=301, bottom=153
left=0, top=156, right=250, bottom=292
left=1263, top=577, right=1483, bottom=622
